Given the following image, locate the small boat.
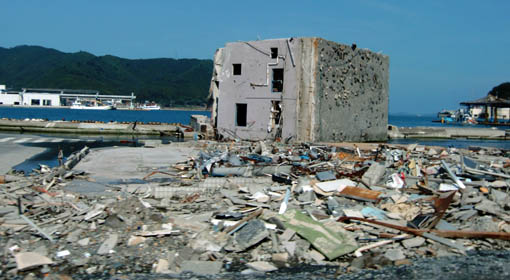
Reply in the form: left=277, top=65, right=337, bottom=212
left=140, top=103, right=161, bottom=110
left=70, top=99, right=115, bottom=110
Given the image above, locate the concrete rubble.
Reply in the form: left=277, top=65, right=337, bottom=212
left=1, top=139, right=510, bottom=278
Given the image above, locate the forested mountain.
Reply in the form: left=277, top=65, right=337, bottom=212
left=0, top=45, right=213, bottom=106
left=488, top=82, right=510, bottom=100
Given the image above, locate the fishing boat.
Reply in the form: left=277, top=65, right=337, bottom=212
left=140, top=103, right=161, bottom=110
left=70, top=99, right=115, bottom=110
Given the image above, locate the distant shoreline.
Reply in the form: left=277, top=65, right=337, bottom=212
left=0, top=104, right=210, bottom=112
left=162, top=106, right=208, bottom=112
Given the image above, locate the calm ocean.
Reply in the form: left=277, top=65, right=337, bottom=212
left=0, top=107, right=509, bottom=149
left=0, top=107, right=209, bottom=124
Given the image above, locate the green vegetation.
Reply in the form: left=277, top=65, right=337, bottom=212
left=488, top=82, right=510, bottom=100
left=0, top=45, right=213, bottom=107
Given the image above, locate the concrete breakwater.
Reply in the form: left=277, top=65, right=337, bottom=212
left=0, top=119, right=509, bottom=140
left=388, top=125, right=510, bottom=140
left=0, top=119, right=186, bottom=137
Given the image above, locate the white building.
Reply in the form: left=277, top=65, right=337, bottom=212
left=0, top=85, right=22, bottom=105
left=20, top=89, right=62, bottom=106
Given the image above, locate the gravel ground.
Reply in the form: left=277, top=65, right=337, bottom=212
left=13, top=250, right=509, bottom=279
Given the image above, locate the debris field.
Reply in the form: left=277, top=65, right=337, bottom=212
left=1, top=140, right=510, bottom=278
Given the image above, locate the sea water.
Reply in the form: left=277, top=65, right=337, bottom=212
left=0, top=107, right=210, bottom=124
left=0, top=107, right=509, bottom=149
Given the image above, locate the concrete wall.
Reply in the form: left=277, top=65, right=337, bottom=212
left=214, top=38, right=300, bottom=140
left=295, top=38, right=319, bottom=142
left=313, top=39, right=389, bottom=142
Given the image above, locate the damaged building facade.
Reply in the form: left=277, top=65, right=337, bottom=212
left=210, top=37, right=389, bottom=142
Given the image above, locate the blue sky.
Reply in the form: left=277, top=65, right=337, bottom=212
left=1, top=0, right=509, bottom=115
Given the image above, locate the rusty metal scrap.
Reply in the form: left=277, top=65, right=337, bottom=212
left=338, top=216, right=510, bottom=241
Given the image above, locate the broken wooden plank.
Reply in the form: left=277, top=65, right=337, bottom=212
left=337, top=186, right=382, bottom=203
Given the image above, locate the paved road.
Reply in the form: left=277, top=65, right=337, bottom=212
left=0, top=133, right=99, bottom=174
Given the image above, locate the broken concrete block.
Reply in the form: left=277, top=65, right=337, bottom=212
left=475, top=199, right=503, bottom=216
left=281, top=241, right=296, bottom=256
left=491, top=180, right=509, bottom=188
left=362, top=162, right=386, bottom=186
left=154, top=259, right=170, bottom=274
left=315, top=179, right=357, bottom=193
left=491, top=189, right=509, bottom=207
left=272, top=252, right=289, bottom=263
left=77, top=238, right=90, bottom=247
left=280, top=228, right=296, bottom=242
left=127, top=236, right=146, bottom=246
left=384, top=249, right=405, bottom=261
left=298, top=190, right=316, bottom=202
left=180, top=260, right=223, bottom=275
left=97, top=233, right=118, bottom=254
left=235, top=219, right=269, bottom=251
left=190, top=238, right=222, bottom=252
left=402, top=237, right=425, bottom=249
left=435, top=220, right=458, bottom=231
left=66, top=229, right=83, bottom=243
left=342, top=209, right=364, bottom=219
left=308, top=249, right=326, bottom=263
left=471, top=216, right=499, bottom=232
left=15, top=252, right=53, bottom=271
left=316, top=171, right=337, bottom=181
left=252, top=191, right=271, bottom=203
left=361, top=207, right=387, bottom=220
left=452, top=209, right=478, bottom=221
left=278, top=209, right=357, bottom=259
left=246, top=261, right=278, bottom=272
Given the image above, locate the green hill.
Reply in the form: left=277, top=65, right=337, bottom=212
left=488, top=82, right=510, bottom=100
left=0, top=45, right=213, bottom=107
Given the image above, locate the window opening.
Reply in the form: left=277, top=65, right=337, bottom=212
left=31, top=99, right=40, bottom=106
left=233, top=64, right=242, bottom=75
left=272, top=68, right=284, bottom=92
left=268, top=100, right=283, bottom=136
left=271, top=101, right=282, bottom=125
left=43, top=99, right=52, bottom=106
left=271, top=48, right=278, bottom=59
left=236, top=103, right=247, bottom=127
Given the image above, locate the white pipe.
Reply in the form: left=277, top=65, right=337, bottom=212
left=251, top=55, right=285, bottom=87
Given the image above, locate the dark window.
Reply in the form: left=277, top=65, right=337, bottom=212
left=43, top=99, right=52, bottom=106
left=31, top=99, right=40, bottom=105
left=236, top=103, right=247, bottom=127
left=272, top=68, right=284, bottom=92
left=233, top=64, right=242, bottom=75
left=14, top=102, right=20, bottom=105
left=271, top=48, right=278, bottom=59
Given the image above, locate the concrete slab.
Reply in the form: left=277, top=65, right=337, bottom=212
left=74, top=145, right=197, bottom=181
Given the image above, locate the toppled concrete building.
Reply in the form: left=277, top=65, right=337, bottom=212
left=210, top=37, right=389, bottom=142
